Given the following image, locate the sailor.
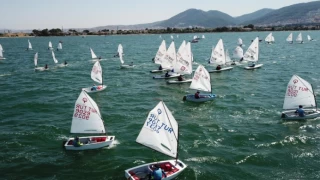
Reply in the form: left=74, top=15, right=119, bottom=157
left=295, top=105, right=305, bottom=117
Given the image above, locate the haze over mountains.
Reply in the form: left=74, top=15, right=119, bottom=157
left=93, top=1, right=320, bottom=31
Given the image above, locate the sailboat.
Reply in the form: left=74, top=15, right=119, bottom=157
left=237, top=38, right=243, bottom=47
left=243, top=37, right=263, bottom=70
left=265, top=33, right=273, bottom=44
left=150, top=40, right=170, bottom=73
left=0, top=48, right=5, bottom=60
left=63, top=90, right=115, bottom=150
left=167, top=41, right=193, bottom=84
left=48, top=41, right=53, bottom=50
left=202, top=35, right=205, bottom=39
left=233, top=46, right=244, bottom=63
left=57, top=42, right=62, bottom=50
left=286, top=33, right=293, bottom=44
left=153, top=41, right=180, bottom=79
left=82, top=61, right=107, bottom=93
left=90, top=48, right=101, bottom=60
left=183, top=65, right=216, bottom=102
left=52, top=51, right=67, bottom=67
left=170, top=35, right=174, bottom=40
left=281, top=75, right=320, bottom=120
left=34, top=52, right=48, bottom=71
left=118, top=44, right=135, bottom=69
left=296, top=33, right=303, bottom=44
left=124, top=101, right=187, bottom=180
left=307, top=35, right=314, bottom=41
left=208, top=39, right=233, bottom=73
left=191, top=35, right=199, bottom=43
left=27, top=40, right=33, bottom=50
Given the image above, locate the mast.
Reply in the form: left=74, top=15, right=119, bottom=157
left=311, top=83, right=317, bottom=110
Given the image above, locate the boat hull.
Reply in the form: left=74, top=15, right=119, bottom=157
left=82, top=85, right=107, bottom=93
left=120, top=64, right=135, bottom=69
left=208, top=67, right=233, bottom=73
left=167, top=79, right=192, bottom=84
left=124, top=159, right=187, bottom=180
left=183, top=94, right=216, bottom=102
left=64, top=136, right=115, bottom=150
left=244, top=64, right=263, bottom=70
left=281, top=109, right=320, bottom=120
left=35, top=67, right=49, bottom=71
left=150, top=69, right=170, bottom=73
left=153, top=73, right=180, bottom=79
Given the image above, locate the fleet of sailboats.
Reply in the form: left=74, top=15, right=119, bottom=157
left=124, top=101, right=187, bottom=179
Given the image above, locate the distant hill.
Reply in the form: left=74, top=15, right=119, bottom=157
left=156, top=9, right=236, bottom=28
left=244, top=1, right=320, bottom=25
left=235, top=8, right=274, bottom=24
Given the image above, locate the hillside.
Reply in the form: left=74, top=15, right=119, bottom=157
left=244, top=1, right=320, bottom=25
left=235, top=8, right=274, bottom=24
left=156, top=9, right=236, bottom=28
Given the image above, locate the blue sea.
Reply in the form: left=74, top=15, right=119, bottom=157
left=1, top=31, right=320, bottom=179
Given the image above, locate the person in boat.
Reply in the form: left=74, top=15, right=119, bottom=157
left=165, top=71, right=170, bottom=77
left=44, top=64, right=48, bottom=69
left=130, top=62, right=133, bottom=66
left=300, top=41, right=304, bottom=44
left=195, top=91, right=200, bottom=99
left=150, top=164, right=166, bottom=180
left=249, top=62, right=255, bottom=67
left=216, top=65, right=222, bottom=70
left=98, top=56, right=102, bottom=60
left=178, top=75, right=184, bottom=81
left=91, top=84, right=97, bottom=91
left=231, top=61, right=236, bottom=65
left=152, top=57, right=155, bottom=62
left=239, top=57, right=244, bottom=62
left=64, top=61, right=67, bottom=65
left=73, top=136, right=83, bottom=147
left=295, top=105, right=305, bottom=117
left=158, top=65, right=163, bottom=70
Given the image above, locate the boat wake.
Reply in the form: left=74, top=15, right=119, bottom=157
left=105, top=139, right=120, bottom=149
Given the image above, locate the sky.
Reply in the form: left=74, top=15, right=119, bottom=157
left=0, top=0, right=318, bottom=30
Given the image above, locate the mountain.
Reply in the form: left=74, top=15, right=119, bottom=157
left=156, top=9, right=236, bottom=28
left=244, top=1, right=320, bottom=25
left=235, top=8, right=274, bottom=24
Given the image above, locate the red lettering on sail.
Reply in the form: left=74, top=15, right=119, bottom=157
left=74, top=103, right=96, bottom=120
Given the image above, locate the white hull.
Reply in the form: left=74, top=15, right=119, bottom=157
left=35, top=67, right=49, bottom=71
left=150, top=69, right=170, bottom=73
left=82, top=85, right=107, bottom=93
left=153, top=73, right=180, bottom=79
left=167, top=79, right=192, bottom=84
left=183, top=94, right=216, bottom=102
left=0, top=57, right=6, bottom=60
left=57, top=63, right=68, bottom=67
left=281, top=109, right=320, bottom=121
left=208, top=67, right=233, bottom=73
left=64, top=136, right=115, bottom=150
left=120, top=64, right=135, bottom=69
left=125, top=159, right=187, bottom=180
left=244, top=64, right=263, bottom=70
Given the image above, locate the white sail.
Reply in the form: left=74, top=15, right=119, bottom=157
left=286, top=33, right=293, bottom=42
left=271, top=36, right=275, bottom=42
left=210, top=39, right=225, bottom=65
left=0, top=44, right=3, bottom=51
left=0, top=49, right=3, bottom=58
left=70, top=91, right=105, bottom=134
left=90, top=48, right=98, bottom=59
left=233, top=46, right=244, bottom=59
left=49, top=41, right=52, bottom=48
left=174, top=41, right=192, bottom=75
left=176, top=40, right=186, bottom=62
left=243, top=37, right=259, bottom=62
left=162, top=41, right=176, bottom=69
left=28, top=40, right=32, bottom=49
left=193, top=35, right=197, bottom=40
left=265, top=33, right=273, bottom=42
left=57, top=42, right=62, bottom=49
left=118, top=44, right=124, bottom=64
left=91, top=61, right=103, bottom=84
left=136, top=101, right=178, bottom=158
left=34, top=52, right=38, bottom=66
left=52, top=51, right=58, bottom=64
left=283, top=75, right=316, bottom=110
left=296, top=33, right=303, bottom=42
left=159, top=35, right=162, bottom=39
left=307, top=35, right=312, bottom=41
left=190, top=65, right=211, bottom=92
left=154, top=40, right=166, bottom=65
left=202, top=35, right=205, bottom=39
left=237, top=38, right=243, bottom=46
left=171, top=35, right=174, bottom=40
